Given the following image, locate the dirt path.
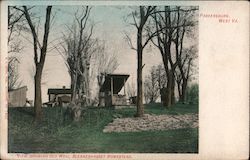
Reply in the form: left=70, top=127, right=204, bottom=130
left=103, top=113, right=198, bottom=133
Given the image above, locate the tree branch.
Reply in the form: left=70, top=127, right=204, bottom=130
left=23, top=6, right=39, bottom=65
left=124, top=32, right=137, bottom=51
left=40, top=6, right=52, bottom=65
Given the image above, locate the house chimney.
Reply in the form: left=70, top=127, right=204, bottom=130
left=63, top=86, right=66, bottom=89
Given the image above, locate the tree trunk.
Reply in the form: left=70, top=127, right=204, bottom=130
left=163, top=70, right=175, bottom=107
left=136, top=29, right=144, bottom=117
left=170, top=71, right=175, bottom=105
left=71, top=73, right=77, bottom=102
left=23, top=6, right=52, bottom=121
left=85, top=63, right=90, bottom=105
left=177, top=81, right=182, bottom=101
left=166, top=73, right=172, bottom=108
left=161, top=58, right=171, bottom=108
left=180, top=78, right=187, bottom=103
left=34, top=67, right=42, bottom=122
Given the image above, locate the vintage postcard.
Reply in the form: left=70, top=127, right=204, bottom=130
left=0, top=1, right=249, bottom=160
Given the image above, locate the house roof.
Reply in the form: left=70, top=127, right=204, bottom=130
left=48, top=88, right=72, bottom=95
left=8, top=86, right=27, bottom=92
left=100, top=74, right=130, bottom=94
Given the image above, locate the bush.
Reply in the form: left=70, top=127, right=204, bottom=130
left=186, top=84, right=199, bottom=104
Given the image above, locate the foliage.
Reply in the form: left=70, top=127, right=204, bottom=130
left=186, top=83, right=199, bottom=104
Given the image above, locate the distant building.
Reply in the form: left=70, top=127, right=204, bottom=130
left=8, top=86, right=28, bottom=107
left=47, top=86, right=71, bottom=107
left=99, top=74, right=129, bottom=107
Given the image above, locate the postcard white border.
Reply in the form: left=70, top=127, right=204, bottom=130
left=1, top=1, right=249, bottom=160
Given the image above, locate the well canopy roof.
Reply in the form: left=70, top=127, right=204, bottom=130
left=48, top=88, right=72, bottom=95
left=100, top=74, right=129, bottom=94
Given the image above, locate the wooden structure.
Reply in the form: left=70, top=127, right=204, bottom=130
left=129, top=96, right=137, bottom=105
left=99, top=74, right=129, bottom=107
left=8, top=86, right=28, bottom=107
left=47, top=86, right=71, bottom=107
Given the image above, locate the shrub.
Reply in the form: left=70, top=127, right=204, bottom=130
left=186, top=84, right=199, bottom=104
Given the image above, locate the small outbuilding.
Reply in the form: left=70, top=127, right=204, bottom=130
left=8, top=86, right=28, bottom=107
left=47, top=86, right=71, bottom=107
left=99, top=74, right=129, bottom=107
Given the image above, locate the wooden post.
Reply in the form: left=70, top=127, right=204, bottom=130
left=124, top=78, right=127, bottom=105
left=111, top=77, right=113, bottom=105
left=123, top=78, right=126, bottom=95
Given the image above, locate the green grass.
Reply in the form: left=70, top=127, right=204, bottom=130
left=8, top=103, right=198, bottom=153
left=144, top=102, right=198, bottom=115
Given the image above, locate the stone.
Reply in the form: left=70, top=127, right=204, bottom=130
left=102, top=113, right=198, bottom=133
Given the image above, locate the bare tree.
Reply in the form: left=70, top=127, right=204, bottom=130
left=57, top=6, right=104, bottom=121
left=20, top=6, right=52, bottom=121
left=127, top=6, right=156, bottom=117
left=150, top=7, right=174, bottom=107
left=144, top=66, right=160, bottom=103
left=150, top=6, right=197, bottom=107
left=155, top=64, right=167, bottom=89
left=175, top=67, right=183, bottom=101
left=60, top=6, right=93, bottom=105
left=176, top=45, right=198, bottom=103
left=8, top=6, right=26, bottom=90
left=95, top=42, right=119, bottom=105
left=8, top=6, right=26, bottom=44
left=8, top=58, right=21, bottom=90
left=172, top=7, right=198, bottom=103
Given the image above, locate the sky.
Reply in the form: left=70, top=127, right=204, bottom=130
left=14, top=5, right=197, bottom=103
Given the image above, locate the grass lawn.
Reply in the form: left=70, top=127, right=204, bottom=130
left=8, top=103, right=198, bottom=153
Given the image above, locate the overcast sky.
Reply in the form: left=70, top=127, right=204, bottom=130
left=15, top=6, right=197, bottom=102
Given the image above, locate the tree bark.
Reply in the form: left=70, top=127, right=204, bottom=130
left=34, top=67, right=42, bottom=121
left=170, top=71, right=175, bottom=105
left=161, top=57, right=171, bottom=108
left=136, top=29, right=144, bottom=117
left=71, top=72, right=77, bottom=102
left=177, top=80, right=182, bottom=101
left=84, top=62, right=90, bottom=105
left=178, top=58, right=192, bottom=103
left=180, top=78, right=187, bottom=103
left=166, top=72, right=172, bottom=107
